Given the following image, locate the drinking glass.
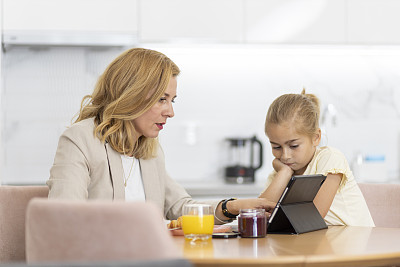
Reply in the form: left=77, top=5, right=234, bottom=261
left=182, top=204, right=214, bottom=241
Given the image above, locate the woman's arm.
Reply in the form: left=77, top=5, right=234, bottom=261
left=313, top=173, right=341, bottom=217
left=214, top=198, right=276, bottom=221
left=47, top=133, right=91, bottom=199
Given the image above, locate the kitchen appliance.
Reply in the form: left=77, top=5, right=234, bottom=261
left=224, top=136, right=263, bottom=184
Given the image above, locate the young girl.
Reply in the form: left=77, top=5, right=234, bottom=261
left=259, top=90, right=374, bottom=226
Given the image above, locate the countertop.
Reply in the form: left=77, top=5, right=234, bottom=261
left=179, top=180, right=266, bottom=198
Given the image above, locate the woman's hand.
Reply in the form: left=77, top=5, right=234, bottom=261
left=227, top=198, right=276, bottom=215
left=215, top=198, right=276, bottom=223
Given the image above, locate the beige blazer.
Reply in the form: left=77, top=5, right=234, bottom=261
left=47, top=118, right=219, bottom=220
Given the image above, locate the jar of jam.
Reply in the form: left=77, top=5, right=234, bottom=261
left=238, top=209, right=267, bottom=238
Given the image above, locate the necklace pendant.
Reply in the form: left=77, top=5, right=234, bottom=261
left=123, top=157, right=135, bottom=188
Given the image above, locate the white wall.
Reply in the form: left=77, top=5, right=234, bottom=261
left=2, top=44, right=399, bottom=185
left=1, top=47, right=123, bottom=184
left=0, top=0, right=3, bottom=184
left=151, top=45, right=400, bottom=184
left=2, top=0, right=400, bottom=185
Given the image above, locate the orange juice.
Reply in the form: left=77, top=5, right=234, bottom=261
left=182, top=214, right=214, bottom=235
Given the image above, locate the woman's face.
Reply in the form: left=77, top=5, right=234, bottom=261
left=266, top=122, right=321, bottom=175
left=133, top=76, right=177, bottom=138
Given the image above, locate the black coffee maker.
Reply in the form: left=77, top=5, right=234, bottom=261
left=224, top=135, right=263, bottom=184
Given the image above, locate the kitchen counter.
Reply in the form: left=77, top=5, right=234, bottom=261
left=179, top=180, right=266, bottom=199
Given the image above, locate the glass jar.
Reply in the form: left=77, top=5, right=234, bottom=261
left=238, top=209, right=267, bottom=238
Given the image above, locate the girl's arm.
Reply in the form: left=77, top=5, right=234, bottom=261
left=313, top=173, right=342, bottom=217
left=259, top=158, right=294, bottom=203
left=260, top=158, right=342, bottom=219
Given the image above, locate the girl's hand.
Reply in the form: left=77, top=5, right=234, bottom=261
left=258, top=159, right=294, bottom=204
left=272, top=158, right=294, bottom=175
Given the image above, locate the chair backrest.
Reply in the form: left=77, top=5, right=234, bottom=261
left=0, top=258, right=194, bottom=267
left=26, top=199, right=181, bottom=263
left=358, top=183, right=400, bottom=228
left=0, top=185, right=49, bottom=262
left=0, top=259, right=192, bottom=267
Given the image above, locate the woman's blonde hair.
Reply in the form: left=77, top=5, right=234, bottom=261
left=75, top=48, right=180, bottom=159
left=265, top=89, right=320, bottom=137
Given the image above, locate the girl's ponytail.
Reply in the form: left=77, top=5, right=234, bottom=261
left=301, top=88, right=320, bottom=122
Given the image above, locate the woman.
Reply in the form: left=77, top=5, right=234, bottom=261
left=47, top=48, right=274, bottom=223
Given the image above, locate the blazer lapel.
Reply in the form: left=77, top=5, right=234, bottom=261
left=105, top=143, right=125, bottom=200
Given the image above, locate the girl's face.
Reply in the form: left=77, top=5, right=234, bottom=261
left=132, top=76, right=177, bottom=138
left=266, top=122, right=321, bottom=175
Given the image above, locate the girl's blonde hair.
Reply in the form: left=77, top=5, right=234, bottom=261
left=75, top=48, right=180, bottom=159
left=265, top=89, right=320, bottom=137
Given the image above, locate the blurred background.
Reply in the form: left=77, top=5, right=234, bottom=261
left=1, top=0, right=400, bottom=199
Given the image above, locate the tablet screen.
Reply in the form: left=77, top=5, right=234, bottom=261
left=268, top=174, right=326, bottom=224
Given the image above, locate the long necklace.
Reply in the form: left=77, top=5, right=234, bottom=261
left=124, top=157, right=135, bottom=187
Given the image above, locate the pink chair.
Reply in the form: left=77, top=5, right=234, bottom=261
left=358, top=183, right=400, bottom=228
left=0, top=185, right=49, bottom=262
left=26, top=199, right=181, bottom=263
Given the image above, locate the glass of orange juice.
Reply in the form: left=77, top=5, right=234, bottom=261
left=182, top=204, right=214, bottom=241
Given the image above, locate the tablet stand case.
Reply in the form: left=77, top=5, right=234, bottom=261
left=267, top=175, right=328, bottom=234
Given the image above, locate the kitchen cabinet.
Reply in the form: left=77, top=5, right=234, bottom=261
left=244, top=0, right=347, bottom=44
left=348, top=0, right=400, bottom=44
left=139, top=0, right=244, bottom=43
left=3, top=0, right=400, bottom=46
left=2, top=0, right=138, bottom=33
left=140, top=0, right=400, bottom=45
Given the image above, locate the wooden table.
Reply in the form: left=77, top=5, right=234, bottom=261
left=173, top=226, right=400, bottom=267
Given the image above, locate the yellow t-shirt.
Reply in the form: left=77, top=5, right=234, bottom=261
left=265, top=146, right=375, bottom=227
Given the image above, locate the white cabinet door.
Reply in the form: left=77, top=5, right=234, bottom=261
left=348, top=0, right=400, bottom=44
left=139, top=0, right=243, bottom=43
left=244, top=0, right=347, bottom=44
left=3, top=0, right=138, bottom=33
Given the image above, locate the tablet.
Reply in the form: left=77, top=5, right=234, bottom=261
left=268, top=174, right=327, bottom=234
left=212, top=232, right=239, bottom=239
